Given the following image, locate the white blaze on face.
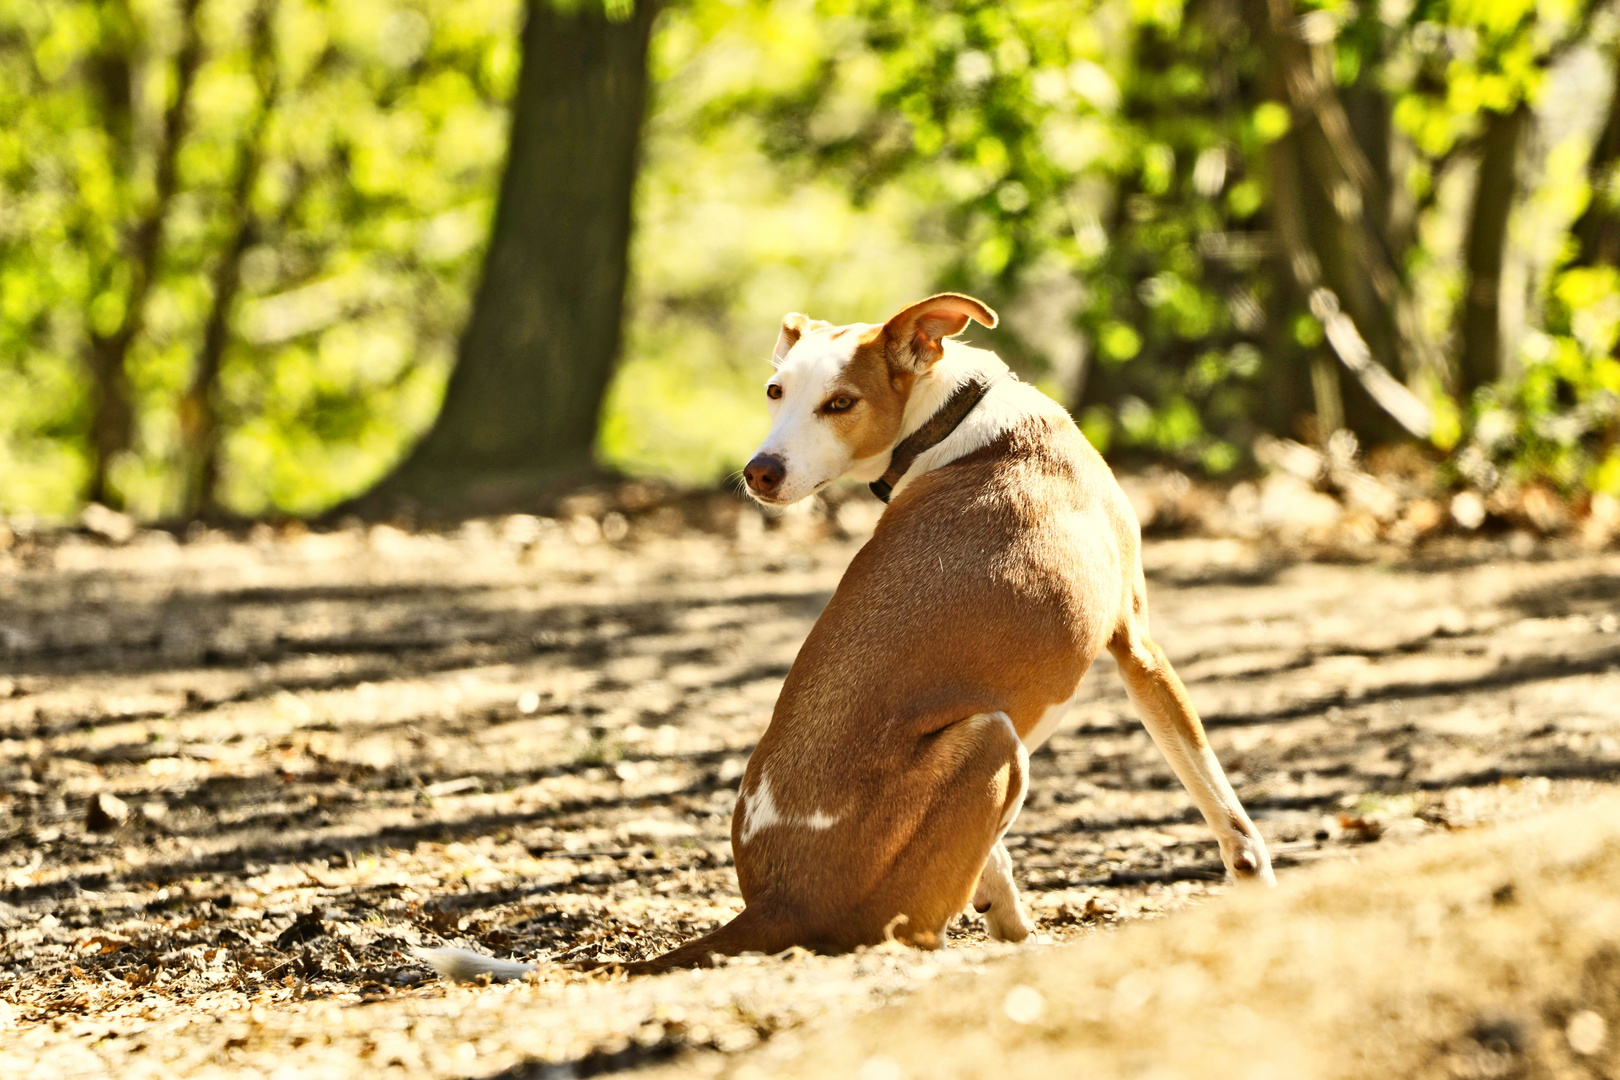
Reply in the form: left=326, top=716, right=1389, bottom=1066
left=751, top=328, right=872, bottom=505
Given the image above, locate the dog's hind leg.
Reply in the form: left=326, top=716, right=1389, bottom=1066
left=1109, top=618, right=1274, bottom=885
left=833, top=710, right=1029, bottom=951
left=969, top=724, right=1033, bottom=943
left=425, top=713, right=1034, bottom=981
left=972, top=839, right=1032, bottom=942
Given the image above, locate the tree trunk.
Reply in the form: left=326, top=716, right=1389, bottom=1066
left=178, top=0, right=279, bottom=520
left=1250, top=0, right=1434, bottom=444
left=1570, top=65, right=1620, bottom=270
left=1261, top=126, right=1338, bottom=440
left=85, top=0, right=203, bottom=508
left=1338, top=0, right=1406, bottom=418
left=347, top=0, right=658, bottom=520
left=1457, top=105, right=1529, bottom=400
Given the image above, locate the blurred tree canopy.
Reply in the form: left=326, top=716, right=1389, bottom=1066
left=1, top=0, right=1617, bottom=521
left=2, top=0, right=521, bottom=519
left=711, top=0, right=1620, bottom=485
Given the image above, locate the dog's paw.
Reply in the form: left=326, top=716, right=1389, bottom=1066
left=1223, top=838, right=1277, bottom=886
left=983, top=901, right=1034, bottom=943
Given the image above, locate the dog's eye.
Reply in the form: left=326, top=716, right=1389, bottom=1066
left=766, top=384, right=783, bottom=400
left=824, top=395, right=856, bottom=413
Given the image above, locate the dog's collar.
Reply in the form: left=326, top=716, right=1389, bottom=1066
left=869, top=373, right=1009, bottom=504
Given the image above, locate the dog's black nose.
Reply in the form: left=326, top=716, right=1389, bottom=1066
left=744, top=454, right=786, bottom=497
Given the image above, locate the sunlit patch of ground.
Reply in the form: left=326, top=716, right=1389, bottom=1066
left=1, top=510, right=1618, bottom=1077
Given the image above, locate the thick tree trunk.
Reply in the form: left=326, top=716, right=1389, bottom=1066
left=347, top=0, right=658, bottom=520
left=1457, top=105, right=1529, bottom=399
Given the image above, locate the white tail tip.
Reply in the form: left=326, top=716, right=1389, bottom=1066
left=415, top=946, right=539, bottom=983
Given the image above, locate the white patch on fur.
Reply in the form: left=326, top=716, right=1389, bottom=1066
left=739, top=773, right=783, bottom=842
left=971, top=840, right=1032, bottom=942
left=739, top=771, right=840, bottom=843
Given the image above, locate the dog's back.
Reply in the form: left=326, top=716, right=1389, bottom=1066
left=766, top=404, right=1134, bottom=755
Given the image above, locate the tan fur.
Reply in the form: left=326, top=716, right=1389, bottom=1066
left=429, top=295, right=1271, bottom=983
left=729, top=416, right=1139, bottom=950
left=818, top=324, right=917, bottom=462
left=720, top=295, right=1269, bottom=961
left=693, top=295, right=1269, bottom=965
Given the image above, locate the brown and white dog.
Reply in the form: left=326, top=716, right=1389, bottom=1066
left=422, top=293, right=1273, bottom=981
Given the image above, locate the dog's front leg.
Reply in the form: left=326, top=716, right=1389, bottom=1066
left=971, top=840, right=1033, bottom=942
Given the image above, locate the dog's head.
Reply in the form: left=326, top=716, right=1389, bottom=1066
left=742, top=293, right=997, bottom=505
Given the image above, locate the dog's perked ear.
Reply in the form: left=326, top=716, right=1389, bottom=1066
left=881, top=293, right=998, bottom=371
left=772, top=313, right=830, bottom=367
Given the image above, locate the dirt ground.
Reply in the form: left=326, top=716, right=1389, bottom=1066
left=1, top=494, right=1619, bottom=1079
left=702, top=795, right=1620, bottom=1080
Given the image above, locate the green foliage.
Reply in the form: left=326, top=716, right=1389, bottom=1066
left=662, top=0, right=1269, bottom=473
left=0, top=0, right=519, bottom=518
left=1, top=0, right=1618, bottom=517
left=711, top=0, right=1620, bottom=486
left=1463, top=266, right=1620, bottom=495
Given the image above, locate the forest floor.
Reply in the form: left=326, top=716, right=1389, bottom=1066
left=1, top=488, right=1619, bottom=1079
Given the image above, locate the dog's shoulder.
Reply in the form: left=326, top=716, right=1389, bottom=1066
left=897, top=409, right=1129, bottom=528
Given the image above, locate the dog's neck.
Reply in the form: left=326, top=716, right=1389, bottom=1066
left=899, top=341, right=1010, bottom=437
left=849, top=340, right=1068, bottom=500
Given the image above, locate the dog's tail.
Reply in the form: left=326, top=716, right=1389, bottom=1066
left=612, top=904, right=799, bottom=974
left=419, top=904, right=797, bottom=982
